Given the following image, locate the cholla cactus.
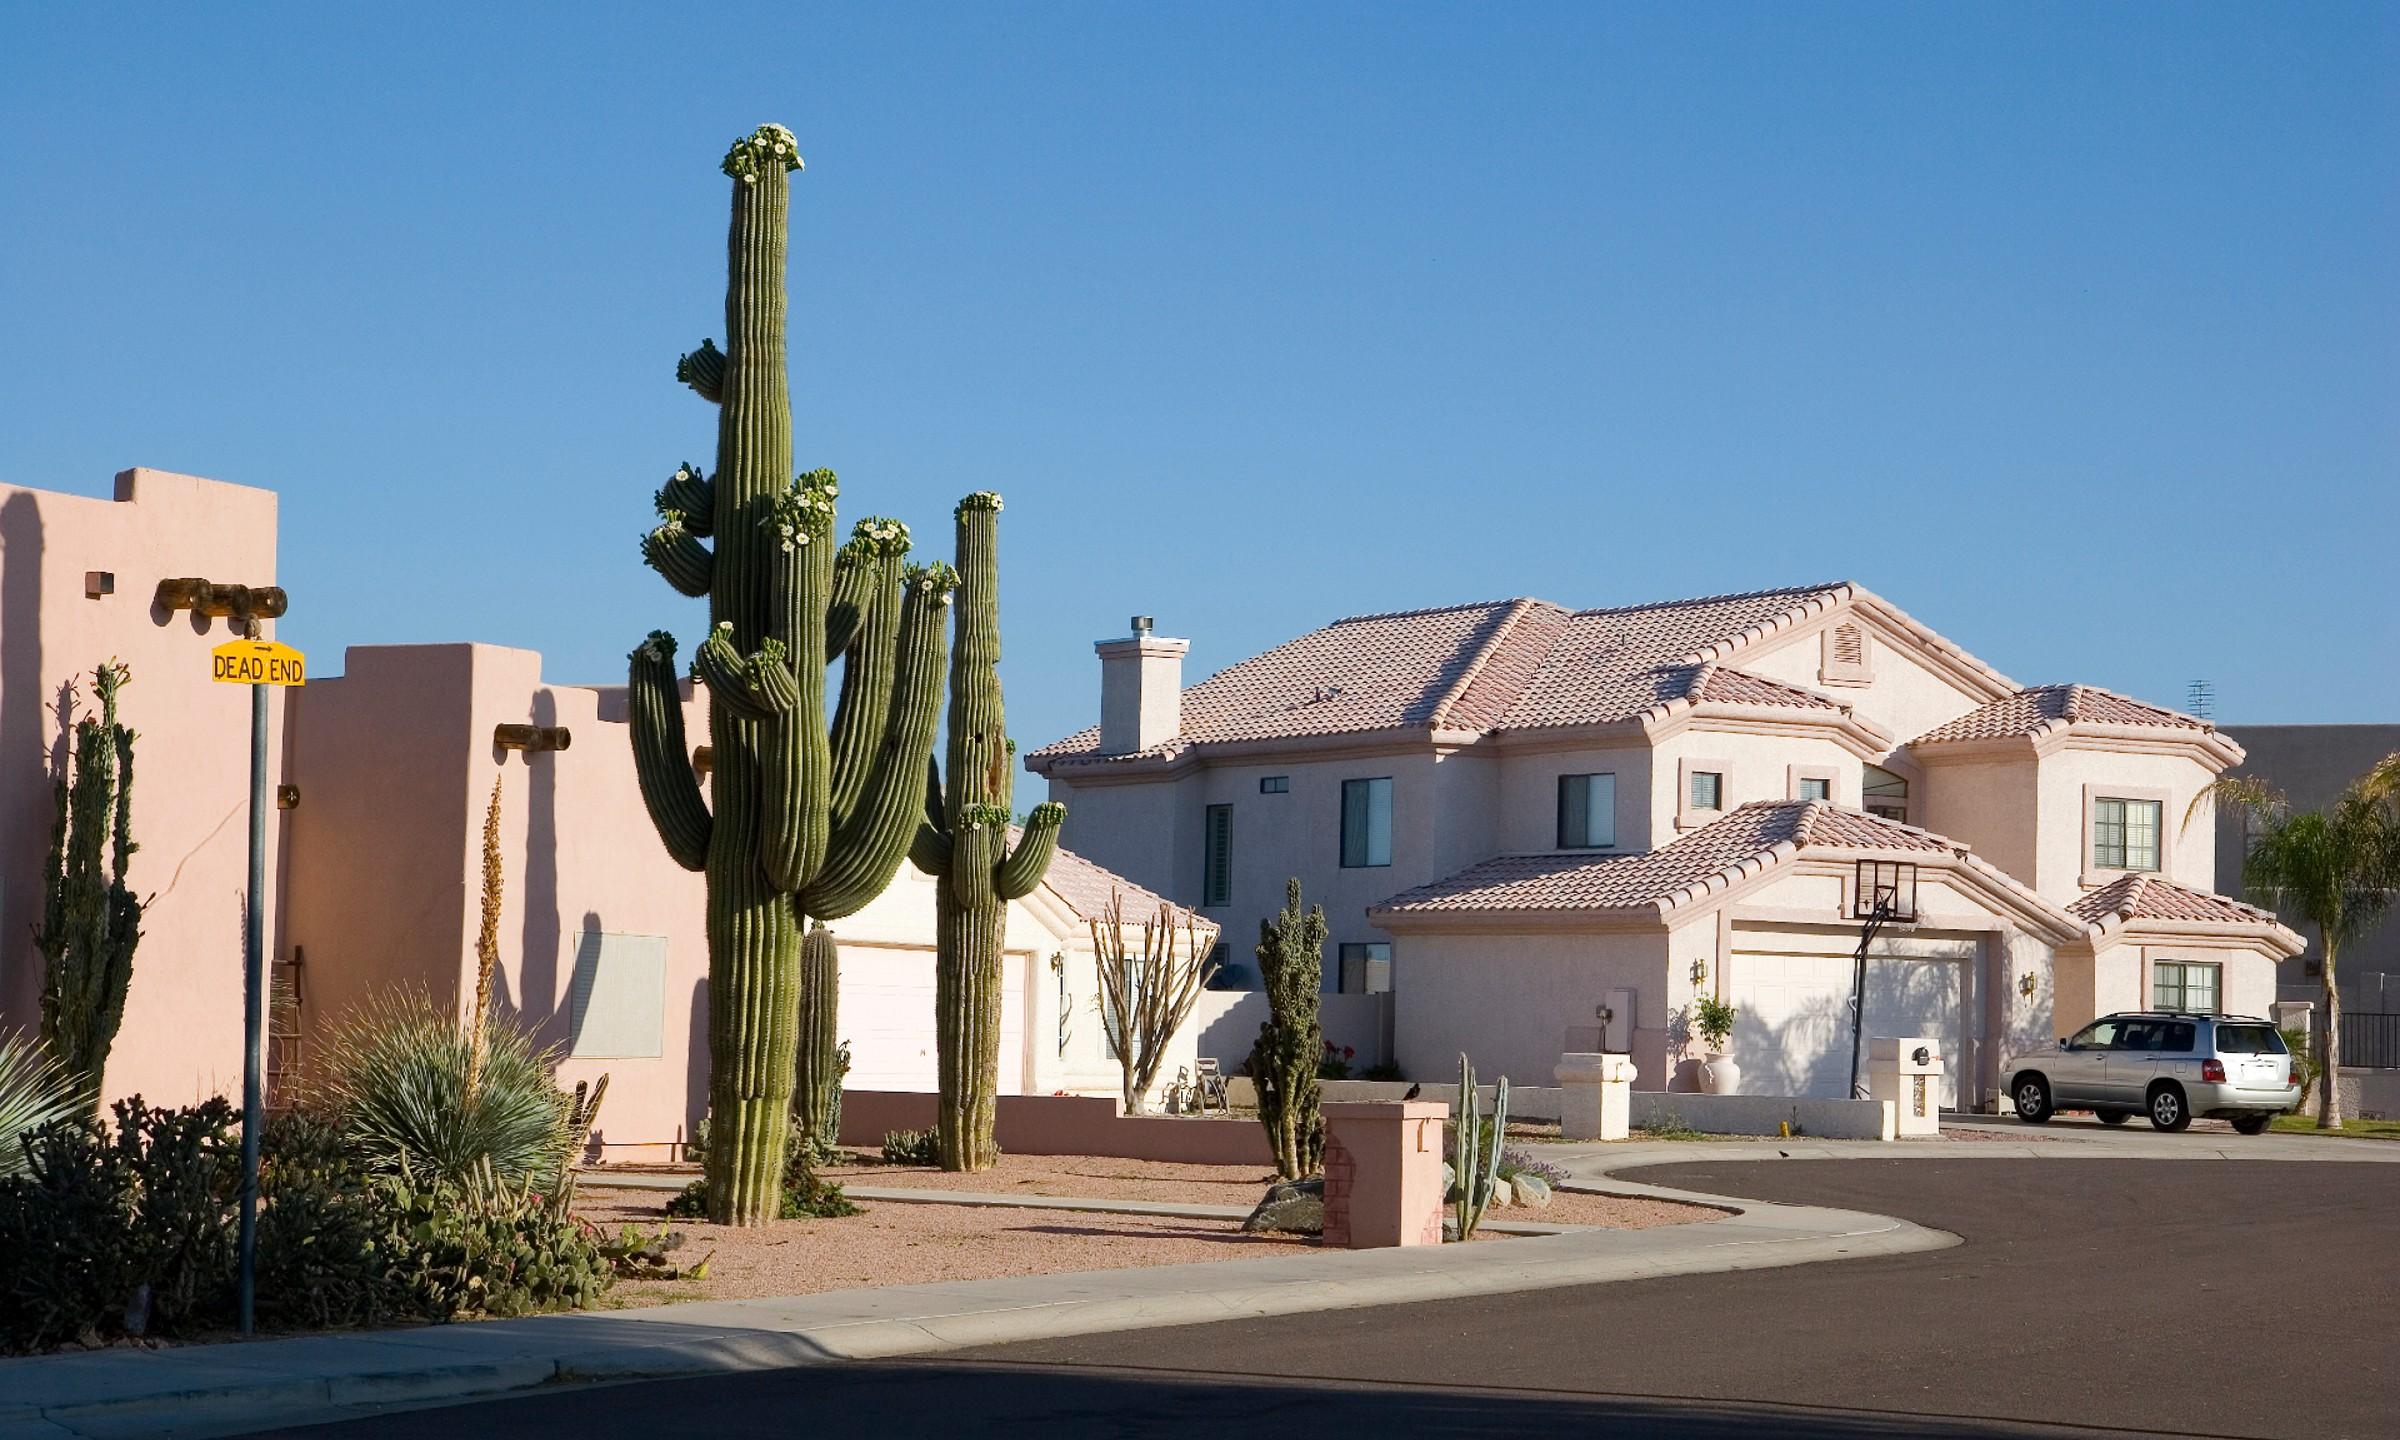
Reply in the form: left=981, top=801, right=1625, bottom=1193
left=629, top=126, right=952, bottom=1225
left=34, top=660, right=143, bottom=1112
left=910, top=492, right=1064, bottom=1171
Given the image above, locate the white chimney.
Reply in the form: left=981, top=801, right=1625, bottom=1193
left=1095, top=615, right=1186, bottom=755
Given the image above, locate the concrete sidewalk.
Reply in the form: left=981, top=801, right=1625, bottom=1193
left=0, top=1173, right=1945, bottom=1439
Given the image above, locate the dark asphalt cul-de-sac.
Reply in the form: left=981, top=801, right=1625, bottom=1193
left=261, top=1158, right=2397, bottom=1440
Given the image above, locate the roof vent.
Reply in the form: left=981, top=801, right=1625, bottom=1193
left=1131, top=615, right=1154, bottom=636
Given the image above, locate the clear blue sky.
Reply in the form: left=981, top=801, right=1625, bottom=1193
left=4, top=4, right=2393, bottom=751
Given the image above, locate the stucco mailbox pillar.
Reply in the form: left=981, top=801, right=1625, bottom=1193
left=1321, top=1101, right=1447, bottom=1248
left=1556, top=1052, right=1638, bottom=1141
left=1867, top=1037, right=1943, bottom=1138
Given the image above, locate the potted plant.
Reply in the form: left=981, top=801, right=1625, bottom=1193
left=1690, top=995, right=1740, bottom=1095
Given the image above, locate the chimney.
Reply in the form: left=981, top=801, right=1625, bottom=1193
left=1095, top=615, right=1186, bottom=755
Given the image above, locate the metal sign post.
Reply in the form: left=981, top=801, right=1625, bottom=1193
left=212, top=631, right=305, bottom=1335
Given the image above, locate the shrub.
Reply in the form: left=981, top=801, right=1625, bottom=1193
left=254, top=1113, right=397, bottom=1330
left=880, top=1128, right=940, bottom=1166
left=1317, top=1041, right=1355, bottom=1081
left=383, top=1161, right=609, bottom=1320
left=690, top=1108, right=846, bottom=1174
left=316, top=992, right=570, bottom=1187
left=1689, top=995, right=1737, bottom=1053
left=1360, top=1061, right=1406, bottom=1083
left=665, top=1143, right=863, bottom=1222
left=0, top=1116, right=136, bottom=1354
left=0, top=1034, right=78, bottom=1180
left=112, top=1097, right=240, bottom=1334
left=1496, top=1145, right=1570, bottom=1188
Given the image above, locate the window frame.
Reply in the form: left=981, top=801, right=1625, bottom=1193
left=2151, top=959, right=2222, bottom=1015
left=2084, top=784, right=2170, bottom=880
left=1555, top=771, right=1618, bottom=850
left=1201, top=803, right=1233, bottom=907
left=1340, top=776, right=1394, bottom=868
left=1258, top=775, right=1289, bottom=794
left=1676, top=756, right=1732, bottom=830
left=1335, top=941, right=1392, bottom=995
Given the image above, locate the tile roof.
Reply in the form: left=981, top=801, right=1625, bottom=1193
left=1030, top=583, right=1867, bottom=766
left=2065, top=874, right=2283, bottom=930
left=1035, top=836, right=1212, bottom=933
left=1912, top=685, right=2214, bottom=747
left=1373, top=801, right=1949, bottom=915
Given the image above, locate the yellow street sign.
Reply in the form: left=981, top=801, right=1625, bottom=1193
left=211, top=639, right=307, bottom=687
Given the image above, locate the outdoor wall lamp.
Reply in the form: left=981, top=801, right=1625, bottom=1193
left=154, top=577, right=289, bottom=622
left=2018, top=971, right=2039, bottom=1000
left=494, top=724, right=572, bottom=753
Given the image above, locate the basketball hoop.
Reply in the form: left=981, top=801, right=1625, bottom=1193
left=1851, top=859, right=1919, bottom=925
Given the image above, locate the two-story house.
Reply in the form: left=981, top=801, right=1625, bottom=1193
left=1027, top=584, right=2301, bottom=1110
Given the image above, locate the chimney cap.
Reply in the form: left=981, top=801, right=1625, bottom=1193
left=1130, top=615, right=1154, bottom=635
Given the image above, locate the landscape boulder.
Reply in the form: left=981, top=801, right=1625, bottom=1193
left=1241, top=1177, right=1325, bottom=1235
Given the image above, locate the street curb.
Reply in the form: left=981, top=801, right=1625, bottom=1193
left=0, top=1185, right=1949, bottom=1438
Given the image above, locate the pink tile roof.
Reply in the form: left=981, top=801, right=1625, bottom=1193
left=1372, top=801, right=1949, bottom=915
left=1912, top=684, right=2213, bottom=747
left=1030, top=583, right=1867, bottom=767
left=2065, top=874, right=2282, bottom=929
left=1035, top=836, right=1211, bottom=932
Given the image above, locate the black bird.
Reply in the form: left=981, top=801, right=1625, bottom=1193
left=1402, top=1082, right=1422, bottom=1100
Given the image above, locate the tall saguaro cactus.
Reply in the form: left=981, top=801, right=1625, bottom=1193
left=35, top=660, right=144, bottom=1112
left=911, top=494, right=1064, bottom=1172
left=629, top=125, right=953, bottom=1225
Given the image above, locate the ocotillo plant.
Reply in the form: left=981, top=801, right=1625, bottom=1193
left=34, top=659, right=143, bottom=1112
left=910, top=493, right=1063, bottom=1171
left=1251, top=878, right=1326, bottom=1179
left=629, top=125, right=953, bottom=1224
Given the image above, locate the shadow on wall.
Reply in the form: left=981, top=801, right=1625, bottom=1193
left=684, top=974, right=708, bottom=1144
left=517, top=689, right=564, bottom=1050
left=0, top=494, right=39, bottom=1028
left=1728, top=958, right=1966, bottom=1100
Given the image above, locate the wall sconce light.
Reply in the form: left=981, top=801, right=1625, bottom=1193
left=2018, top=971, right=2039, bottom=1000
left=85, top=571, right=115, bottom=599
left=494, top=724, right=572, bottom=753
left=154, top=578, right=288, bottom=622
left=692, top=745, right=713, bottom=778
left=1689, top=958, right=1710, bottom=988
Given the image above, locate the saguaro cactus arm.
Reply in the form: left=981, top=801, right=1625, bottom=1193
left=676, top=339, right=726, bottom=404
left=826, top=521, right=912, bottom=817
left=628, top=632, right=710, bottom=870
left=910, top=758, right=952, bottom=874
left=995, top=801, right=1066, bottom=901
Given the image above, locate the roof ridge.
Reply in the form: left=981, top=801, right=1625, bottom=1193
left=1427, top=597, right=1539, bottom=731
left=1329, top=597, right=1551, bottom=626
left=1572, top=580, right=1853, bottom=619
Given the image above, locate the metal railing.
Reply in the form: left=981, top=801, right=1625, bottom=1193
left=2337, top=1012, right=2400, bottom=1070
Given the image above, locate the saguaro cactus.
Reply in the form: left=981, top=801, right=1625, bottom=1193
left=34, top=659, right=144, bottom=1112
left=629, top=125, right=952, bottom=1225
left=910, top=493, right=1063, bottom=1172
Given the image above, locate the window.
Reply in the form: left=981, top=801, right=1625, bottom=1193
left=2094, top=797, right=2163, bottom=872
left=1258, top=775, right=1289, bottom=794
left=1556, top=773, right=1617, bottom=849
left=1863, top=764, right=1908, bottom=823
left=1340, top=777, right=1392, bottom=868
left=1797, top=776, right=1832, bottom=802
left=1688, top=771, right=1723, bottom=812
left=2214, top=1024, right=2285, bottom=1055
left=1202, top=804, right=1232, bottom=906
left=1335, top=942, right=1392, bottom=995
left=2068, top=1019, right=2123, bottom=1050
left=2152, top=960, right=2220, bottom=1014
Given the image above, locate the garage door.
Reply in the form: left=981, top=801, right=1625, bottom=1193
left=839, top=948, right=1028, bottom=1094
left=1727, top=949, right=1964, bottom=1107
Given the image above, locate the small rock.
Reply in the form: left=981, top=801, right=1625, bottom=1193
left=1509, top=1173, right=1552, bottom=1208
left=1441, top=1214, right=1461, bottom=1243
left=1241, top=1177, right=1325, bottom=1234
left=1489, top=1177, right=1513, bottom=1209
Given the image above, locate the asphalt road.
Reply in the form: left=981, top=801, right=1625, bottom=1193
left=261, top=1159, right=2396, bottom=1440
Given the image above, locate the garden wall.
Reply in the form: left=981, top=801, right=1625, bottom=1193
left=839, top=1089, right=1272, bottom=1165
left=1630, top=1090, right=1897, bottom=1141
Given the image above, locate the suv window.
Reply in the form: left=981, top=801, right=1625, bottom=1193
left=2164, top=1021, right=2195, bottom=1052
left=2071, top=1021, right=2122, bottom=1050
left=2215, top=1024, right=2286, bottom=1055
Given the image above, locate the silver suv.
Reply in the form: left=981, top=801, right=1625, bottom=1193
left=2008, top=1012, right=2300, bottom=1133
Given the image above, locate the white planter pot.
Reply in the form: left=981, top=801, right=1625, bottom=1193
left=1703, top=1052, right=1742, bottom=1096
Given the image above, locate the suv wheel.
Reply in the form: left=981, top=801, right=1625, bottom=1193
left=2232, top=1114, right=2271, bottom=1136
left=2013, top=1076, right=2053, bottom=1124
left=2095, top=1109, right=2130, bottom=1126
left=2148, top=1084, right=2191, bottom=1132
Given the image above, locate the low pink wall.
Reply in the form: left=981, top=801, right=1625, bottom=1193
left=838, top=1089, right=1271, bottom=1166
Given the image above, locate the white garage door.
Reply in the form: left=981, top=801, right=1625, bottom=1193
left=838, top=947, right=1027, bottom=1094
left=1727, top=949, right=1964, bottom=1107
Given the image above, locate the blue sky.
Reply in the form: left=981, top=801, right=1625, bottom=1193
left=3, top=4, right=2393, bottom=751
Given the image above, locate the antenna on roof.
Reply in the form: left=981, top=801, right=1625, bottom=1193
left=2186, top=680, right=2214, bottom=721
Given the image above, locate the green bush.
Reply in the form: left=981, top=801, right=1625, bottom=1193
left=383, top=1161, right=609, bottom=1320
left=0, top=1116, right=137, bottom=1353
left=254, top=1113, right=398, bottom=1330
left=667, top=1135, right=863, bottom=1222
left=689, top=1109, right=846, bottom=1174
left=316, top=992, right=570, bottom=1187
left=113, top=1097, right=240, bottom=1333
left=880, top=1128, right=940, bottom=1166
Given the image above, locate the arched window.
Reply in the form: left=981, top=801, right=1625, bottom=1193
left=1863, top=764, right=1908, bottom=824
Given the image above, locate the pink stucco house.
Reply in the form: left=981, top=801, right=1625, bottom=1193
left=0, top=470, right=1202, bottom=1154
left=1028, top=585, right=2304, bottom=1110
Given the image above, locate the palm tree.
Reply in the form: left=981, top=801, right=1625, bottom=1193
left=2195, top=752, right=2400, bottom=1128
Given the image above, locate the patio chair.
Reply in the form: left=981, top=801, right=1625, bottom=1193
left=1194, top=1057, right=1231, bottom=1114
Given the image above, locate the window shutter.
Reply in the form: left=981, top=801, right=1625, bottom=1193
left=1203, top=805, right=1232, bottom=906
left=1833, top=622, right=1865, bottom=667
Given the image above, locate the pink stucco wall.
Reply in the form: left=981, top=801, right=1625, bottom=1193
left=837, top=1088, right=1272, bottom=1165
left=0, top=469, right=283, bottom=1108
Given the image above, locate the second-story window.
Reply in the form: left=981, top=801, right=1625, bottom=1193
left=2093, top=797, right=2162, bottom=872
left=1203, top=804, right=1233, bottom=906
left=1259, top=775, right=1289, bottom=794
left=1341, top=777, right=1393, bottom=868
left=1688, top=770, right=1724, bottom=813
left=1556, top=773, right=1616, bottom=849
left=1797, top=776, right=1831, bottom=802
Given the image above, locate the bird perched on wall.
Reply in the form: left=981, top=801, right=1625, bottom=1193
left=1402, top=1082, right=1422, bottom=1101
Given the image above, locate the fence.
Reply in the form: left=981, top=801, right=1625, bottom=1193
left=2337, top=1012, right=2400, bottom=1070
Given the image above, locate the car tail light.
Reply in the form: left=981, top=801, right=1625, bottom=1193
left=2288, top=1066, right=2301, bottom=1088
left=2201, top=1059, right=2227, bottom=1083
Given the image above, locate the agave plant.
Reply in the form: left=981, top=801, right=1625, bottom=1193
left=313, top=991, right=569, bottom=1186
left=0, top=1032, right=78, bottom=1178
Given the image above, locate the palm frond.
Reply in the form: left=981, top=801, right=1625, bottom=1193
left=2184, top=774, right=2283, bottom=835
left=0, top=1032, right=79, bottom=1178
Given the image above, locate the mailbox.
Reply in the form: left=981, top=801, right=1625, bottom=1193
left=1866, top=1036, right=1943, bottom=1138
